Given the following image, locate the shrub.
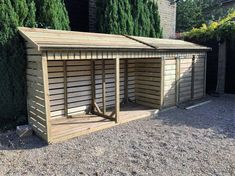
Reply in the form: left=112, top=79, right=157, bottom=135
left=184, top=11, right=235, bottom=41
left=0, top=0, right=70, bottom=131
left=97, top=0, right=162, bottom=38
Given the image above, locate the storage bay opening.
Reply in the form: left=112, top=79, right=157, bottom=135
left=19, top=27, right=210, bottom=143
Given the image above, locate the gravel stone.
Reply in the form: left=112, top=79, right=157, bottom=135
left=0, top=95, right=235, bottom=176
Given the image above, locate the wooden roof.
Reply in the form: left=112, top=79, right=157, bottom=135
left=18, top=27, right=210, bottom=51
left=128, top=36, right=210, bottom=50
left=18, top=27, right=153, bottom=51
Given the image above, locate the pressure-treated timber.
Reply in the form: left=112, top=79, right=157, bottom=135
left=42, top=53, right=52, bottom=143
left=21, top=27, right=210, bottom=144
left=179, top=56, right=193, bottom=103
left=90, top=60, right=96, bottom=113
left=50, top=104, right=157, bottom=143
left=115, top=57, right=120, bottom=123
left=123, top=59, right=128, bottom=104
left=102, top=60, right=106, bottom=114
left=191, top=56, right=195, bottom=99
left=63, top=61, right=68, bottom=117
left=135, top=58, right=161, bottom=108
left=160, top=57, right=165, bottom=108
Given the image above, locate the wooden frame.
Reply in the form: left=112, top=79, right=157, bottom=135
left=63, top=60, right=68, bottom=117
left=115, top=57, right=120, bottom=123
left=160, top=57, right=165, bottom=108
left=191, top=55, right=195, bottom=100
left=20, top=27, right=210, bottom=144
left=42, top=52, right=52, bottom=142
left=175, top=57, right=180, bottom=105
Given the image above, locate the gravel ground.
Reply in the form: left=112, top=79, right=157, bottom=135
left=1, top=95, right=235, bottom=176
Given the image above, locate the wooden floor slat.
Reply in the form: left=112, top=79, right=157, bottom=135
left=50, top=104, right=158, bottom=143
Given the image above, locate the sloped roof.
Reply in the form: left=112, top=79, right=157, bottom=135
left=18, top=27, right=153, bottom=51
left=18, top=27, right=210, bottom=51
left=128, top=36, right=210, bottom=50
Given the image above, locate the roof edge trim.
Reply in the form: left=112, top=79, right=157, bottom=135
left=18, top=27, right=40, bottom=51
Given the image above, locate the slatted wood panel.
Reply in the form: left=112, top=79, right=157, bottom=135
left=135, top=58, right=161, bottom=108
left=48, top=60, right=91, bottom=118
left=126, top=59, right=136, bottom=102
left=179, top=57, right=193, bottom=103
left=163, top=58, right=177, bottom=107
left=193, top=55, right=206, bottom=99
left=48, top=59, right=136, bottom=119
left=26, top=43, right=48, bottom=141
left=162, top=54, right=206, bottom=108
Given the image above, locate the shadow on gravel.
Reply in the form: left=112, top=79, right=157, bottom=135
left=0, top=132, right=47, bottom=150
left=157, top=95, right=235, bottom=139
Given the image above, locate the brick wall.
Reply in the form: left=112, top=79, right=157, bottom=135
left=88, top=0, right=176, bottom=38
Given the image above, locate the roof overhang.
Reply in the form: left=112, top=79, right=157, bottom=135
left=18, top=27, right=211, bottom=52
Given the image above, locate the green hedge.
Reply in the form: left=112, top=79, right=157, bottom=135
left=96, top=0, right=162, bottom=38
left=0, top=0, right=70, bottom=131
left=183, top=11, right=235, bottom=41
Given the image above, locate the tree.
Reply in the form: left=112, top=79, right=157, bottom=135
left=176, top=0, right=203, bottom=32
left=0, top=0, right=37, bottom=129
left=0, top=0, right=70, bottom=130
left=118, top=0, right=134, bottom=35
left=97, top=0, right=162, bottom=38
left=97, top=0, right=133, bottom=35
left=35, top=0, right=70, bottom=30
left=149, top=0, right=162, bottom=37
left=176, top=0, right=232, bottom=32
left=131, top=0, right=162, bottom=37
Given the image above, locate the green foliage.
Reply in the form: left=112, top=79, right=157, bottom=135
left=0, top=0, right=34, bottom=130
left=149, top=0, right=162, bottom=38
left=0, top=0, right=70, bottom=131
left=97, top=0, right=162, bottom=38
left=35, top=0, right=70, bottom=30
left=118, top=0, right=134, bottom=35
left=184, top=11, right=235, bottom=40
left=97, top=0, right=133, bottom=35
left=176, top=0, right=203, bottom=32
left=176, top=0, right=233, bottom=32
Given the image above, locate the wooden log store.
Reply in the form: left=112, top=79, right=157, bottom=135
left=19, top=27, right=210, bottom=143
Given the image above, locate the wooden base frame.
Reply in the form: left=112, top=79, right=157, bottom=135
left=50, top=103, right=158, bottom=143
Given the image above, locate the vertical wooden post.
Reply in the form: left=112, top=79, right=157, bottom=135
left=191, top=56, right=195, bottom=100
left=91, top=60, right=96, bottom=113
left=63, top=60, right=68, bottom=117
left=115, top=57, right=120, bottom=123
left=124, top=59, right=128, bottom=104
left=102, top=59, right=106, bottom=114
left=42, top=52, right=51, bottom=143
left=160, top=57, right=165, bottom=109
left=176, top=57, right=180, bottom=105
left=204, top=54, right=207, bottom=96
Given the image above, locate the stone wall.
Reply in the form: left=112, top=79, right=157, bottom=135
left=157, top=0, right=176, bottom=38
left=88, top=0, right=176, bottom=38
